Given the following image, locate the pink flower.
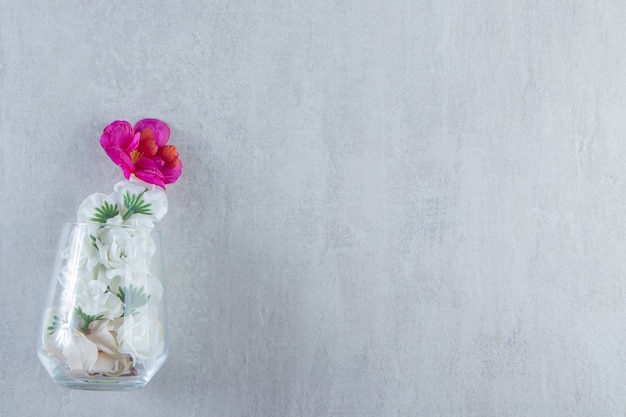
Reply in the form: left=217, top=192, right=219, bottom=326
left=100, top=119, right=182, bottom=188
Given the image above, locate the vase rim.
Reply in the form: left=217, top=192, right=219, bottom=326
left=62, top=222, right=162, bottom=232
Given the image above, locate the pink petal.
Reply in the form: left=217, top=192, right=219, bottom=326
left=104, top=147, right=134, bottom=179
left=100, top=121, right=137, bottom=152
left=134, top=158, right=166, bottom=188
left=134, top=119, right=170, bottom=147
left=162, top=159, right=182, bottom=184
left=156, top=145, right=182, bottom=184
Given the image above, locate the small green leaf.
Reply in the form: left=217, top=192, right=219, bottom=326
left=74, top=307, right=104, bottom=333
left=47, top=315, right=61, bottom=335
left=116, top=284, right=151, bottom=315
left=122, top=191, right=152, bottom=220
left=90, top=201, right=120, bottom=223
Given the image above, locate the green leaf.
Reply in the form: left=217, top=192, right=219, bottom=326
left=122, top=190, right=152, bottom=220
left=74, top=307, right=104, bottom=333
left=90, top=200, right=120, bottom=223
left=47, top=315, right=61, bottom=335
left=116, top=284, right=151, bottom=316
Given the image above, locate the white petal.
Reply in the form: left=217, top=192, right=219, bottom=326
left=103, top=292, right=124, bottom=318
left=124, top=214, right=155, bottom=229
left=62, top=331, right=98, bottom=373
left=58, top=265, right=94, bottom=288
left=92, top=352, right=132, bottom=376
left=87, top=321, right=119, bottom=355
left=77, top=193, right=117, bottom=223
left=114, top=180, right=146, bottom=197
left=105, top=214, right=124, bottom=226
left=142, top=189, right=168, bottom=223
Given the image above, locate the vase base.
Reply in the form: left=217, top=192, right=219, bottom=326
left=52, top=375, right=148, bottom=391
left=38, top=347, right=167, bottom=391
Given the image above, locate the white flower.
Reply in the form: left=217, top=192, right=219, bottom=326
left=88, top=319, right=133, bottom=376
left=61, top=226, right=98, bottom=270
left=95, top=226, right=155, bottom=275
left=50, top=319, right=132, bottom=376
left=61, top=331, right=98, bottom=375
left=114, top=179, right=168, bottom=227
left=76, top=178, right=167, bottom=228
left=128, top=176, right=168, bottom=222
left=117, top=314, right=164, bottom=362
left=109, top=272, right=164, bottom=304
left=92, top=351, right=132, bottom=377
left=58, top=228, right=102, bottom=288
left=58, top=264, right=96, bottom=289
left=42, top=307, right=72, bottom=362
left=77, top=193, right=119, bottom=223
left=75, top=280, right=123, bottom=319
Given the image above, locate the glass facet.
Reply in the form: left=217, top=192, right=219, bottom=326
left=36, top=223, right=168, bottom=391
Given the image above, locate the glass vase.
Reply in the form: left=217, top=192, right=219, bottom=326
left=36, top=223, right=168, bottom=391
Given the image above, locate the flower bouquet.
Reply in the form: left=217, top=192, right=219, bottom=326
left=36, top=119, right=181, bottom=390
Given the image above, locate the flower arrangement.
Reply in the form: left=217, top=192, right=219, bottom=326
left=39, top=119, right=181, bottom=385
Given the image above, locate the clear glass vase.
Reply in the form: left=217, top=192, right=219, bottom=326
left=36, top=223, right=168, bottom=391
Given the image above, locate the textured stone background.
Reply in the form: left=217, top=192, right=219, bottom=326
left=2, top=0, right=626, bottom=416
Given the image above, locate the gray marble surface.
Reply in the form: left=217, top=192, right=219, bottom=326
left=2, top=0, right=626, bottom=415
